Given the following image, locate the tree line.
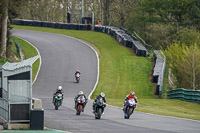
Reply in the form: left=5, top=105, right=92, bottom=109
left=1, top=0, right=200, bottom=90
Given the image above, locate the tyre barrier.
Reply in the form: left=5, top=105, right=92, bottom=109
left=12, top=19, right=91, bottom=31
left=94, top=25, right=148, bottom=57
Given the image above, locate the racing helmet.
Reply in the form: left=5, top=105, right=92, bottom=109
left=100, top=92, right=105, bottom=97
left=76, top=69, right=79, bottom=72
left=130, top=91, right=135, bottom=98
left=79, top=91, right=83, bottom=95
left=58, top=86, right=62, bottom=91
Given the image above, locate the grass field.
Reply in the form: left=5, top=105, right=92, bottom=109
left=12, top=25, right=200, bottom=121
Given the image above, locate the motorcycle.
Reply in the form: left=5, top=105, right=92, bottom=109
left=94, top=97, right=106, bottom=119
left=75, top=73, right=80, bottom=83
left=53, top=93, right=63, bottom=110
left=123, top=98, right=137, bottom=119
left=75, top=95, right=86, bottom=115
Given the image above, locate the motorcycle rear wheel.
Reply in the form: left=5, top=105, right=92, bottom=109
left=76, top=105, right=82, bottom=115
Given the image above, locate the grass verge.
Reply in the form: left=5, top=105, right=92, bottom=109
left=11, top=37, right=40, bottom=81
left=12, top=25, right=200, bottom=121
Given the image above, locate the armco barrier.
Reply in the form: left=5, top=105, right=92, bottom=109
left=13, top=39, right=22, bottom=59
left=153, top=50, right=166, bottom=98
left=167, top=88, right=200, bottom=103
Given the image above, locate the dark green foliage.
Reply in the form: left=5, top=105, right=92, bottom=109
left=122, top=0, right=200, bottom=49
left=177, top=28, right=200, bottom=46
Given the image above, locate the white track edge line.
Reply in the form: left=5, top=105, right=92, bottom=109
left=17, top=37, right=42, bottom=84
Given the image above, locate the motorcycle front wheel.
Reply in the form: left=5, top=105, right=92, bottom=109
left=95, top=108, right=102, bottom=119
left=54, top=100, right=61, bottom=110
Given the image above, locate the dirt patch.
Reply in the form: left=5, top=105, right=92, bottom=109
left=20, top=50, right=25, bottom=60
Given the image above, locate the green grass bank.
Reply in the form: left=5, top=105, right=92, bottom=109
left=12, top=25, right=200, bottom=121
left=12, top=36, right=40, bottom=81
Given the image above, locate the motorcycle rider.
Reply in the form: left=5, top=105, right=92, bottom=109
left=123, top=91, right=138, bottom=111
left=75, top=69, right=81, bottom=77
left=53, top=86, right=64, bottom=103
left=74, top=91, right=87, bottom=112
left=75, top=69, right=81, bottom=82
left=92, top=92, right=106, bottom=113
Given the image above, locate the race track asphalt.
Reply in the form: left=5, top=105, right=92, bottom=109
left=12, top=29, right=200, bottom=133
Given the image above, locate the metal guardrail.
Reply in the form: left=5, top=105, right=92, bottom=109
left=13, top=39, right=22, bottom=59
left=153, top=50, right=166, bottom=98
left=167, top=88, right=200, bottom=103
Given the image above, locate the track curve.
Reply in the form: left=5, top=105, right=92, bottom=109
left=12, top=29, right=200, bottom=133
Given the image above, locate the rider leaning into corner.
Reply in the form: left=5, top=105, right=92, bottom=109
left=92, top=92, right=107, bottom=113
left=52, top=86, right=64, bottom=103
left=123, top=91, right=138, bottom=111
left=74, top=91, right=88, bottom=112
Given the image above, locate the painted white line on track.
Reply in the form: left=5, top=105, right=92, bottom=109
left=45, top=127, right=72, bottom=133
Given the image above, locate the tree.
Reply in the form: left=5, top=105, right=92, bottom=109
left=0, top=0, right=8, bottom=58
left=163, top=42, right=200, bottom=90
left=177, top=44, right=200, bottom=90
left=101, top=0, right=112, bottom=25
left=62, top=0, right=68, bottom=23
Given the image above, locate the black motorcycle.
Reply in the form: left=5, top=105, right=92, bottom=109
left=93, top=97, right=106, bottom=119
left=75, top=95, right=86, bottom=115
left=75, top=73, right=80, bottom=83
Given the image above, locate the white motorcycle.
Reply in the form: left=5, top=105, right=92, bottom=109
left=123, top=98, right=137, bottom=119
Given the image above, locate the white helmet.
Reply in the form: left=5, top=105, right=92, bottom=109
left=58, top=86, right=62, bottom=91
left=79, top=91, right=83, bottom=95
left=100, top=92, right=105, bottom=97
